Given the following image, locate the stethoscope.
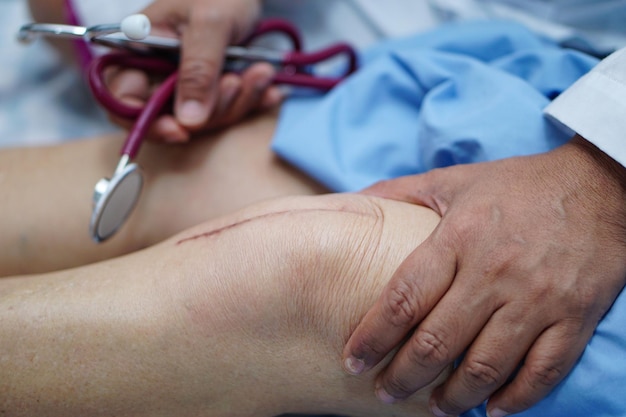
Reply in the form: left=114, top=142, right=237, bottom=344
left=18, top=15, right=358, bottom=243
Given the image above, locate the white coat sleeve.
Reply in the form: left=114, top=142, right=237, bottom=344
left=544, top=48, right=626, bottom=168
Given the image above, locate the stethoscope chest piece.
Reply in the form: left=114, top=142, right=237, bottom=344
left=89, top=159, right=143, bottom=243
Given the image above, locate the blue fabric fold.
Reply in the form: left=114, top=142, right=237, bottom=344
left=272, top=20, right=626, bottom=417
left=272, top=20, right=598, bottom=192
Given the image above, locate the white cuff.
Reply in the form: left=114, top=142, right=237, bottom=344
left=545, top=52, right=626, bottom=168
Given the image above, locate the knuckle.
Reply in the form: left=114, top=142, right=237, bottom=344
left=443, top=214, right=478, bottom=249
left=513, top=395, right=538, bottom=412
left=355, top=333, right=388, bottom=358
left=383, top=281, right=421, bottom=328
left=408, top=328, right=451, bottom=366
left=570, top=285, right=600, bottom=316
left=526, top=361, right=563, bottom=388
left=462, top=356, right=506, bottom=390
left=384, top=374, right=417, bottom=399
left=437, top=390, right=470, bottom=415
left=179, top=58, right=219, bottom=94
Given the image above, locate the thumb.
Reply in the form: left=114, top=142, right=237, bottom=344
left=141, top=2, right=232, bottom=130
left=175, top=8, right=233, bottom=129
left=360, top=171, right=449, bottom=211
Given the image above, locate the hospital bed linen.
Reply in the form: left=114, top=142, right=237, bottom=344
left=424, top=0, right=626, bottom=56
left=273, top=20, right=599, bottom=192
left=272, top=20, right=626, bottom=417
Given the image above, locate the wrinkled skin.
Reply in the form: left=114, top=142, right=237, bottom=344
left=344, top=135, right=626, bottom=417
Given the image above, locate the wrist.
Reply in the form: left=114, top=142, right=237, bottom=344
left=570, top=134, right=626, bottom=192
left=557, top=135, right=626, bottom=241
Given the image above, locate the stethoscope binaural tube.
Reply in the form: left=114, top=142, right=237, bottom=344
left=17, top=14, right=151, bottom=46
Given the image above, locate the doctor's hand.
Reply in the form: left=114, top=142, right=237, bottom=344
left=107, top=0, right=283, bottom=143
left=343, top=135, right=626, bottom=417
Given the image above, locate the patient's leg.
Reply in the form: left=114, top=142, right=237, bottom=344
left=0, top=112, right=325, bottom=276
left=0, top=193, right=445, bottom=417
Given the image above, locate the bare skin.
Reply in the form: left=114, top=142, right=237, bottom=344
left=12, top=6, right=626, bottom=411
left=2, top=99, right=624, bottom=417
left=345, top=135, right=626, bottom=417
left=0, top=112, right=325, bottom=276
left=0, top=193, right=446, bottom=417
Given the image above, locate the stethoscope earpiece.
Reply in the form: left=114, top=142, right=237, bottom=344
left=89, top=157, right=143, bottom=243
left=120, top=14, right=151, bottom=41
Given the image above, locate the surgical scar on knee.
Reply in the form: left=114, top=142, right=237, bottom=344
left=175, top=207, right=376, bottom=245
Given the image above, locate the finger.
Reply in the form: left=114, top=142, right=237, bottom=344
left=107, top=68, right=151, bottom=106
left=359, top=170, right=454, bottom=214
left=429, top=305, right=546, bottom=416
left=210, top=73, right=242, bottom=122
left=175, top=7, right=233, bottom=129
left=151, top=115, right=190, bottom=144
left=213, top=63, right=275, bottom=126
left=105, top=68, right=150, bottom=129
left=106, top=67, right=189, bottom=142
left=485, top=320, right=591, bottom=417
left=107, top=69, right=144, bottom=130
left=109, top=113, right=188, bottom=144
left=140, top=2, right=184, bottom=38
left=259, top=86, right=286, bottom=110
left=375, top=275, right=500, bottom=404
left=342, top=234, right=456, bottom=376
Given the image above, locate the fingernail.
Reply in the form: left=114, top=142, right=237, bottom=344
left=430, top=403, right=452, bottom=417
left=487, top=408, right=508, bottom=417
left=375, top=387, right=397, bottom=404
left=343, top=356, right=365, bottom=375
left=178, top=100, right=207, bottom=126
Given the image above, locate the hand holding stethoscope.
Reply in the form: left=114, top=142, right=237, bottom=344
left=18, top=14, right=358, bottom=243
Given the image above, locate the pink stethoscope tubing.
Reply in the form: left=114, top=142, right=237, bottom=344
left=88, top=19, right=358, bottom=161
left=19, top=9, right=359, bottom=242
left=86, top=18, right=357, bottom=242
